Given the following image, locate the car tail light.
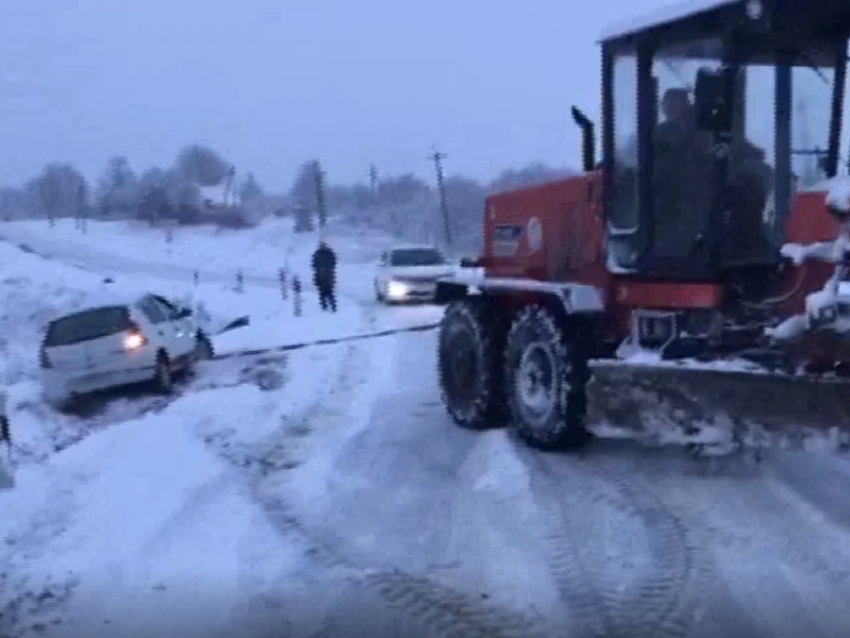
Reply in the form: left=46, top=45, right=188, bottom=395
left=123, top=323, right=148, bottom=351
left=39, top=345, right=52, bottom=369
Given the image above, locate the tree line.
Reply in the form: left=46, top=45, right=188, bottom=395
left=0, top=145, right=267, bottom=229
left=0, top=149, right=574, bottom=252
left=287, top=159, right=575, bottom=253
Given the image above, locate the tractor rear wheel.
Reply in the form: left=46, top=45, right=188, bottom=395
left=438, top=299, right=507, bottom=430
left=504, top=304, right=592, bottom=451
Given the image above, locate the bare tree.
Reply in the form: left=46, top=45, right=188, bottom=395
left=30, top=163, right=87, bottom=224
left=94, top=156, right=138, bottom=218
left=176, top=145, right=230, bottom=187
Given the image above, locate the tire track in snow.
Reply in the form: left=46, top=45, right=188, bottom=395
left=0, top=469, right=86, bottom=637
left=512, top=445, right=617, bottom=638
left=197, top=314, right=553, bottom=638
left=11, top=363, right=247, bottom=468
left=14, top=394, right=171, bottom=462
left=710, top=459, right=850, bottom=591
left=515, top=445, right=706, bottom=638
left=585, top=444, right=850, bottom=637
left=578, top=455, right=706, bottom=638
left=360, top=570, right=550, bottom=638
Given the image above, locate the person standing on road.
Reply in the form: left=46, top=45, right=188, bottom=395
left=311, top=240, right=338, bottom=312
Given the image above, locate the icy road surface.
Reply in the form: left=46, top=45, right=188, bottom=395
left=2, top=218, right=850, bottom=637
left=274, top=328, right=850, bottom=638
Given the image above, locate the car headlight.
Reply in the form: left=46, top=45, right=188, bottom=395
left=387, top=280, right=409, bottom=298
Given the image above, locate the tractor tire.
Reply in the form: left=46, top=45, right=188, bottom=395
left=153, top=351, right=174, bottom=394
left=438, top=299, right=507, bottom=430
left=504, top=304, right=592, bottom=451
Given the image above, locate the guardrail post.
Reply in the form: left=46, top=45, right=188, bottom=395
left=293, top=276, right=302, bottom=317
left=279, top=267, right=288, bottom=300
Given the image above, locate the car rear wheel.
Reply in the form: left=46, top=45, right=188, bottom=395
left=194, top=332, right=214, bottom=361
left=153, top=351, right=174, bottom=394
left=375, top=280, right=386, bottom=303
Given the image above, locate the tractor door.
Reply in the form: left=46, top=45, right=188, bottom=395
left=600, top=0, right=850, bottom=284
left=603, top=37, right=729, bottom=280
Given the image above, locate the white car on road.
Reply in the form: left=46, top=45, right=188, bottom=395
left=40, top=292, right=214, bottom=409
left=374, top=245, right=455, bottom=303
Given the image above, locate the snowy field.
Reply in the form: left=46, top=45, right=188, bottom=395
left=3, top=218, right=850, bottom=637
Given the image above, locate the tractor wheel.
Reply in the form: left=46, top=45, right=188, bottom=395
left=438, top=299, right=507, bottom=430
left=504, top=304, right=592, bottom=451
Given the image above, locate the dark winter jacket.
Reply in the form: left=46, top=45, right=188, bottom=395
left=652, top=119, right=715, bottom=261
left=311, top=244, right=337, bottom=288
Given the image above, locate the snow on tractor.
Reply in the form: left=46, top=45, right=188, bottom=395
left=435, top=0, right=850, bottom=455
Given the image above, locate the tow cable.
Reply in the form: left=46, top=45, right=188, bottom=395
left=213, top=323, right=440, bottom=361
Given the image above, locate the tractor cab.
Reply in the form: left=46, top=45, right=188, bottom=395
left=600, top=0, right=850, bottom=283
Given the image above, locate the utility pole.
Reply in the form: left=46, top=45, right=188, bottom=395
left=223, top=166, right=236, bottom=207
left=430, top=149, right=451, bottom=251
left=313, top=161, right=327, bottom=228
left=369, top=164, right=379, bottom=198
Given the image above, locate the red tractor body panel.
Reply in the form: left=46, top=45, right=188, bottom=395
left=482, top=174, right=840, bottom=342
left=484, top=174, right=607, bottom=286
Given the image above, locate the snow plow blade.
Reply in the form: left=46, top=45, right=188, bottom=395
left=586, top=361, right=850, bottom=452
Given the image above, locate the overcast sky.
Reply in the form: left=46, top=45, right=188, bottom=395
left=1, top=0, right=668, bottom=191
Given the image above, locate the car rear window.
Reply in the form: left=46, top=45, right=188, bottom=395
left=390, top=248, right=446, bottom=266
left=44, top=306, right=132, bottom=347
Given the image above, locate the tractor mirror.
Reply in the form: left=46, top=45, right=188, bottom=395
left=693, top=67, right=732, bottom=133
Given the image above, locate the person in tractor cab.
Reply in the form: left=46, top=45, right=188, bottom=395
left=724, top=134, right=776, bottom=264
left=652, top=87, right=716, bottom=263
left=311, top=240, right=338, bottom=312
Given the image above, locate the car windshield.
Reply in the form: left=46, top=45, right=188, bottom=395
left=44, top=306, right=131, bottom=346
left=390, top=248, right=446, bottom=266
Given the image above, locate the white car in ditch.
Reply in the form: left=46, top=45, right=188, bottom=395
left=374, top=245, right=455, bottom=303
left=40, top=292, right=215, bottom=409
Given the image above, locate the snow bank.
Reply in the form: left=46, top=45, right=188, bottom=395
left=0, top=216, right=395, bottom=283
left=0, top=239, right=287, bottom=381
left=0, top=236, right=368, bottom=466
left=0, top=242, right=110, bottom=384
left=826, top=175, right=850, bottom=213
left=0, top=387, right=311, bottom=638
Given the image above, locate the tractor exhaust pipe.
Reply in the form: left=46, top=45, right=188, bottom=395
left=570, top=106, right=595, bottom=172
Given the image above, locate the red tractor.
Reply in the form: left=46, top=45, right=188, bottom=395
left=435, top=0, right=850, bottom=453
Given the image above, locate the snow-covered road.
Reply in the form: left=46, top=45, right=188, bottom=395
left=276, top=328, right=850, bottom=638
left=3, top=219, right=850, bottom=637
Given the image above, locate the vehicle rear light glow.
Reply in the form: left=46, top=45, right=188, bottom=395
left=123, top=323, right=148, bottom=351
left=39, top=346, right=52, bottom=369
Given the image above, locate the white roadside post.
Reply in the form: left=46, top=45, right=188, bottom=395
left=0, top=389, right=14, bottom=490
left=293, top=276, right=303, bottom=317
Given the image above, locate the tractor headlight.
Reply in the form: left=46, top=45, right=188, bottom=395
left=387, top=280, right=409, bottom=299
